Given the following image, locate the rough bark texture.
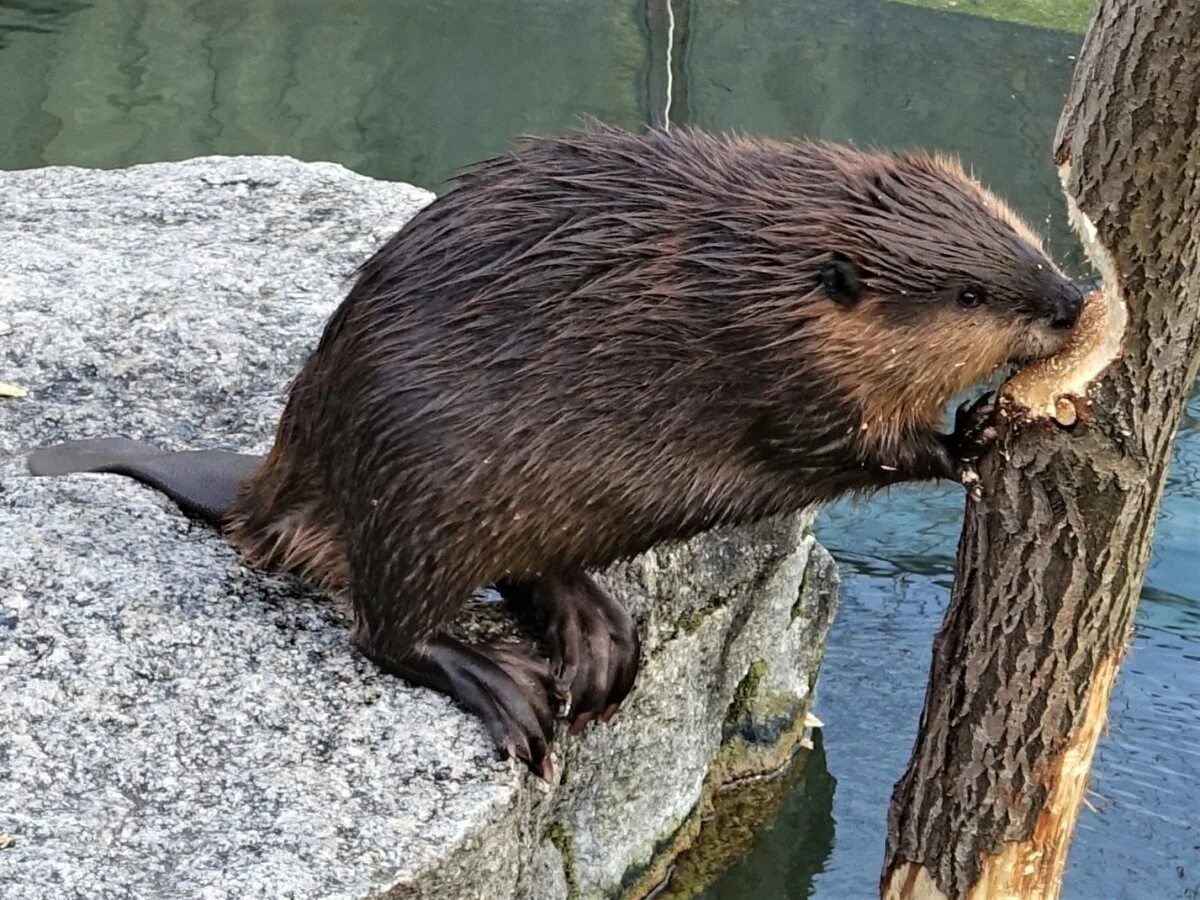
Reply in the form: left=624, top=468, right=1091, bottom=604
left=882, top=2, right=1200, bottom=898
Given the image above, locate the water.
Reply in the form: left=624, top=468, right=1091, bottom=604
left=3, top=1, right=1197, bottom=897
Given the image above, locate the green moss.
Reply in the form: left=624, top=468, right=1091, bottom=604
left=620, top=798, right=708, bottom=899
left=889, top=0, right=1094, bottom=32
left=724, top=660, right=768, bottom=729
left=790, top=564, right=811, bottom=622
left=636, top=711, right=825, bottom=899
left=677, top=602, right=720, bottom=635
left=545, top=822, right=579, bottom=900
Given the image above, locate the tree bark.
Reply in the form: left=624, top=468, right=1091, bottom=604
left=882, top=2, right=1200, bottom=898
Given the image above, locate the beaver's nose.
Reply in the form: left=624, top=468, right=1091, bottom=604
left=1050, top=281, right=1085, bottom=330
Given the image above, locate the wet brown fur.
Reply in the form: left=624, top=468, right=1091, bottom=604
left=222, top=122, right=1079, bottom=704
left=225, top=419, right=348, bottom=591
left=802, top=305, right=1025, bottom=456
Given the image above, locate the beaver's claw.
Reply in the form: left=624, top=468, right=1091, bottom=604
left=948, top=392, right=998, bottom=459
left=941, top=392, right=998, bottom=501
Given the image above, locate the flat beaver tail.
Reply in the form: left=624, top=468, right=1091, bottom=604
left=27, top=437, right=262, bottom=527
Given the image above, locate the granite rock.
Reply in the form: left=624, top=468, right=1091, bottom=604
left=0, top=157, right=838, bottom=899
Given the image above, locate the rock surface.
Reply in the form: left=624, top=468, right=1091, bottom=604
left=0, top=157, right=838, bottom=899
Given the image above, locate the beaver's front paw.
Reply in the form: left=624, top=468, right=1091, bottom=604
left=941, top=392, right=998, bottom=501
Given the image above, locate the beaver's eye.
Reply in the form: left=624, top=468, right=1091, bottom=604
left=957, top=286, right=986, bottom=308
left=819, top=258, right=862, bottom=307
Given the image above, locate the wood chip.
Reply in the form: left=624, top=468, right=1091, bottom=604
left=0, top=382, right=27, bottom=398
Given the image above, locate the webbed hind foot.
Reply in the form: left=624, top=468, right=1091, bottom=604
left=504, top=571, right=641, bottom=735
left=368, top=634, right=562, bottom=780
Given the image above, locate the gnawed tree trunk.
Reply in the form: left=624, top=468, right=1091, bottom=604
left=882, top=2, right=1200, bottom=898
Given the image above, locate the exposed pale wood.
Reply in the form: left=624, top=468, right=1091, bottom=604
left=883, top=862, right=942, bottom=900
left=884, top=653, right=1120, bottom=900
left=967, top=652, right=1121, bottom=900
left=1000, top=279, right=1125, bottom=426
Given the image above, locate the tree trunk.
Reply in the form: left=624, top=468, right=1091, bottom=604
left=881, top=2, right=1200, bottom=898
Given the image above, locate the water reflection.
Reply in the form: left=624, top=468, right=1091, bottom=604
left=0, top=0, right=650, bottom=181
left=690, top=732, right=837, bottom=899
left=0, top=1, right=88, bottom=48
left=2, top=1, right=1198, bottom=898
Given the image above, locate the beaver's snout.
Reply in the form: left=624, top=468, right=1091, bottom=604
left=1049, top=280, right=1088, bottom=331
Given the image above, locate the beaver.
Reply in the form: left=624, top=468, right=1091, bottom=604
left=28, top=123, right=1086, bottom=779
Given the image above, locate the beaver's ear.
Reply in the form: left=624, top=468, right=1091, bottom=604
left=818, top=254, right=863, bottom=307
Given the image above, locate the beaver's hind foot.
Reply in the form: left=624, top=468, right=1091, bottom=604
left=504, top=571, right=641, bottom=735
left=372, top=636, right=560, bottom=780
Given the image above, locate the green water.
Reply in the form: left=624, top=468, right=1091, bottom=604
left=3, top=1, right=1197, bottom=897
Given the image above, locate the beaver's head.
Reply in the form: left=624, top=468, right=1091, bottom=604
left=816, top=148, right=1083, bottom=363
left=797, top=145, right=1085, bottom=449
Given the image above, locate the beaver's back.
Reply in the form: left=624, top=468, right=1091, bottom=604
left=278, top=129, right=854, bottom=578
